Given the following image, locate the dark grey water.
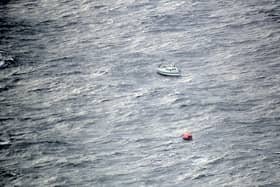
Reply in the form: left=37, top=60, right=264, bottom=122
left=1, top=0, right=280, bottom=186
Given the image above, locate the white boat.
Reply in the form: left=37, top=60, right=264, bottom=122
left=157, top=64, right=181, bottom=77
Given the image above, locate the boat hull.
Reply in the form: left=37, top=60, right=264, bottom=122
left=157, top=70, right=181, bottom=77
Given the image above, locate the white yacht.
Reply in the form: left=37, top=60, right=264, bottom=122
left=157, top=64, right=181, bottom=77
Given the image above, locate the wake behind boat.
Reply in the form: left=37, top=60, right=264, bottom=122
left=157, top=64, right=181, bottom=77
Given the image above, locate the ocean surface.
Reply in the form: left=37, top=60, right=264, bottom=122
left=1, top=0, right=280, bottom=186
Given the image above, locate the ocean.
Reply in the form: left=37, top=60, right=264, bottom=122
left=1, top=0, right=280, bottom=186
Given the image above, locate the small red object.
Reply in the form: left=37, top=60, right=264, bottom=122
left=182, top=132, right=192, bottom=140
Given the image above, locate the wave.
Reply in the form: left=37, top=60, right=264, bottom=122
left=0, top=50, right=15, bottom=69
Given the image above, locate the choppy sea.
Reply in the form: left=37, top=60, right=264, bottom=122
left=1, top=0, right=280, bottom=186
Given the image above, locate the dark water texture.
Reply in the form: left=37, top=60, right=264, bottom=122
left=1, top=0, right=280, bottom=186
